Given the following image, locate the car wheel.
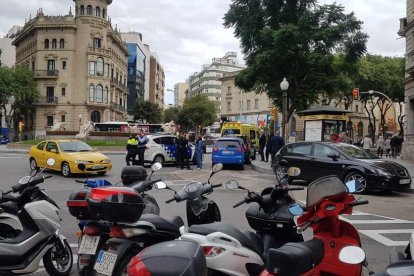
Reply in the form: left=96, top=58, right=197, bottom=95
left=30, top=158, right=38, bottom=171
left=275, top=164, right=288, bottom=184
left=344, top=172, right=368, bottom=194
left=61, top=162, right=71, bottom=177
left=153, top=154, right=165, bottom=165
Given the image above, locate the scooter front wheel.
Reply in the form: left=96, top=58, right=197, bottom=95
left=43, top=239, right=73, bottom=276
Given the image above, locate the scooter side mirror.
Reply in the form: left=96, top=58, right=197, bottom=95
left=151, top=162, right=162, bottom=171
left=339, top=246, right=366, bottom=264
left=289, top=203, right=304, bottom=216
left=46, top=158, right=56, bottom=166
left=77, top=163, right=86, bottom=171
left=345, top=179, right=360, bottom=193
left=154, top=181, right=167, bottom=190
left=287, top=167, right=301, bottom=177
left=18, top=176, right=31, bottom=184
left=224, top=180, right=239, bottom=190
left=212, top=163, right=223, bottom=173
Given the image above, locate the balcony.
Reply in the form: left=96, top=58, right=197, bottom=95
left=110, top=78, right=127, bottom=92
left=33, top=70, right=59, bottom=79
left=87, top=46, right=112, bottom=56
left=36, top=96, right=59, bottom=105
left=110, top=102, right=126, bottom=112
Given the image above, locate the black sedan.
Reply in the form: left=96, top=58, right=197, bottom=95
left=273, top=141, right=411, bottom=193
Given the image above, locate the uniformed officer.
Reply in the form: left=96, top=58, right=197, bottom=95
left=126, top=135, right=138, bottom=166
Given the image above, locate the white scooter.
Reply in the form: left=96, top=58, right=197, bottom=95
left=0, top=158, right=73, bottom=275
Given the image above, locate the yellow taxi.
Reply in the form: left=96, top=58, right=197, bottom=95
left=29, top=139, right=112, bottom=177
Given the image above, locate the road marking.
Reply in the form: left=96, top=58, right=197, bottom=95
left=0, top=156, right=23, bottom=159
left=359, top=229, right=414, bottom=246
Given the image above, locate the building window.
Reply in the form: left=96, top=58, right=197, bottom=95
left=32, top=61, right=35, bottom=71
left=47, top=116, right=53, bottom=126
left=93, top=38, right=102, bottom=48
left=255, top=99, right=259, bottom=109
left=96, top=57, right=104, bottom=76
left=227, top=102, right=231, bottom=111
left=52, top=39, right=57, bottom=49
left=61, top=87, right=66, bottom=96
left=96, top=6, right=100, bottom=17
left=87, top=5, right=93, bottom=15
left=47, top=60, right=55, bottom=72
left=91, top=110, right=101, bottom=123
left=247, top=100, right=251, bottom=110
left=44, top=39, right=49, bottom=49
left=227, top=86, right=231, bottom=95
left=59, top=39, right=65, bottom=49
left=104, top=87, right=109, bottom=104
left=89, top=85, right=95, bottom=102
left=61, top=115, right=66, bottom=122
left=46, top=87, right=55, bottom=102
left=89, top=61, right=95, bottom=75
left=104, top=64, right=109, bottom=77
left=96, top=85, right=103, bottom=103
left=80, top=5, right=84, bottom=15
left=102, top=9, right=106, bottom=18
left=62, top=61, right=67, bottom=69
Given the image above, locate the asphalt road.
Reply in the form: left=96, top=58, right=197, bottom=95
left=0, top=152, right=412, bottom=275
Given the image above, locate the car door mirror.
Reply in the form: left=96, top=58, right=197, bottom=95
left=151, top=162, right=162, bottom=171
left=19, top=176, right=31, bottom=184
left=289, top=203, right=304, bottom=216
left=154, top=181, right=167, bottom=190
left=327, top=153, right=339, bottom=161
left=224, top=180, right=239, bottom=190
left=345, top=179, right=360, bottom=193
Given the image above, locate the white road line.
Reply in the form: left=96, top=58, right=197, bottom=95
left=0, top=156, right=23, bottom=159
left=359, top=229, right=414, bottom=246
left=340, top=217, right=414, bottom=224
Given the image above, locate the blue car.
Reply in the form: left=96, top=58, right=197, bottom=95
left=212, top=137, right=245, bottom=170
left=0, top=136, right=10, bottom=145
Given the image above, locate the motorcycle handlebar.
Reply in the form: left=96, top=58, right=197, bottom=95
left=211, top=183, right=222, bottom=189
left=348, top=200, right=369, bottom=207
left=233, top=198, right=246, bottom=208
left=165, top=197, right=175, bottom=204
left=75, top=180, right=85, bottom=184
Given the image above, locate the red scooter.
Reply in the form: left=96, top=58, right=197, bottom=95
left=260, top=176, right=368, bottom=276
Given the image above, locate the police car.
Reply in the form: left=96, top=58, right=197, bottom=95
left=144, top=134, right=195, bottom=165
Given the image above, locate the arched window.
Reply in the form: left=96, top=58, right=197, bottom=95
left=52, top=39, right=57, bottom=49
left=96, top=85, right=103, bottom=103
left=44, top=39, right=49, bottom=49
left=96, top=6, right=100, bottom=17
left=89, top=61, right=95, bottom=75
left=80, top=5, right=84, bottom=15
left=91, top=111, right=101, bottom=123
left=102, top=9, right=106, bottom=19
left=96, top=57, right=104, bottom=76
left=104, top=87, right=109, bottom=104
left=59, top=39, right=65, bottom=49
left=87, top=5, right=92, bottom=15
left=89, top=85, right=95, bottom=102
left=357, top=122, right=364, bottom=137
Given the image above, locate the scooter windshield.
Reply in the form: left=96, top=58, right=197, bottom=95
left=306, top=176, right=347, bottom=209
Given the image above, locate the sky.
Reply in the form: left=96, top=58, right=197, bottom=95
left=0, top=0, right=406, bottom=104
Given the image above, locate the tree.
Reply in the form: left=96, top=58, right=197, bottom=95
left=0, top=67, right=12, bottom=131
left=224, top=0, right=367, bottom=119
left=163, top=106, right=180, bottom=123
left=133, top=101, right=162, bottom=123
left=177, top=94, right=216, bottom=134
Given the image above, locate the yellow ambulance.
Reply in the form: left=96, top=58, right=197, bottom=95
left=220, top=122, right=260, bottom=151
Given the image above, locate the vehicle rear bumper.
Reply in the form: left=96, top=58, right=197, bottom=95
left=212, top=155, right=244, bottom=165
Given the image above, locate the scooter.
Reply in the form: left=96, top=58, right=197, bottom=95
left=0, top=158, right=73, bottom=275
left=260, top=176, right=369, bottom=276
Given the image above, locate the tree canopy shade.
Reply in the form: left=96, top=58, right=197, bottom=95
left=163, top=106, right=180, bottom=123
left=224, top=0, right=368, bottom=119
left=133, top=101, right=163, bottom=124
left=178, top=94, right=217, bottom=133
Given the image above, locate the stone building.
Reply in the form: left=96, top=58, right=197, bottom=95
left=149, top=54, right=165, bottom=107
left=12, top=0, right=129, bottom=137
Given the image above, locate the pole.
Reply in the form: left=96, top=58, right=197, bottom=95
left=282, top=91, right=287, bottom=141
left=240, top=89, right=243, bottom=120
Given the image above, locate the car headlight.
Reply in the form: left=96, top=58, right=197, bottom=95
left=372, top=168, right=392, bottom=176
left=103, top=159, right=111, bottom=163
left=75, top=160, right=89, bottom=164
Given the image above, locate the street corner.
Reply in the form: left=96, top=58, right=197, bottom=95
left=250, top=160, right=274, bottom=175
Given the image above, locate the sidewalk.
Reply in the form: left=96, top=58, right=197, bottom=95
left=251, top=158, right=414, bottom=194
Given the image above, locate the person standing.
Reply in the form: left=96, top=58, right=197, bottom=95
left=390, top=134, right=399, bottom=158
left=265, top=133, right=273, bottom=162
left=340, top=132, right=352, bottom=144
left=361, top=135, right=373, bottom=152
left=195, top=135, right=205, bottom=170
left=385, top=136, right=391, bottom=157
left=376, top=136, right=385, bottom=157
left=397, top=134, right=404, bottom=157
left=125, top=135, right=138, bottom=166
left=183, top=132, right=192, bottom=170
left=136, top=129, right=149, bottom=166
left=268, top=131, right=285, bottom=165
left=259, top=129, right=266, bottom=161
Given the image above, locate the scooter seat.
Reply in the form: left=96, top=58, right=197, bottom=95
left=189, top=222, right=263, bottom=256
left=265, top=239, right=324, bottom=276
left=140, top=214, right=184, bottom=233
left=0, top=201, right=18, bottom=215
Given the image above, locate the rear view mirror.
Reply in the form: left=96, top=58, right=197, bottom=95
left=18, top=176, right=31, bottom=184
left=289, top=204, right=304, bottom=216
left=77, top=163, right=86, bottom=171
left=212, top=163, right=223, bottom=173
left=47, top=158, right=56, bottom=166
left=339, top=246, right=365, bottom=264
left=287, top=167, right=301, bottom=177
left=225, top=180, right=239, bottom=190
left=345, top=180, right=360, bottom=193
left=151, top=162, right=162, bottom=171
left=154, top=181, right=167, bottom=190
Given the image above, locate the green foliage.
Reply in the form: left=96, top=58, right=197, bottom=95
left=133, top=101, right=163, bottom=123
left=163, top=106, right=180, bottom=123
left=178, top=94, right=217, bottom=132
left=224, top=0, right=367, bottom=118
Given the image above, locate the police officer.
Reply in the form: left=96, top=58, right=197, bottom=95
left=126, top=135, right=138, bottom=166
left=137, top=129, right=149, bottom=166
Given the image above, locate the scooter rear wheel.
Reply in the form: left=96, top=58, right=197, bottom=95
left=43, top=239, right=73, bottom=276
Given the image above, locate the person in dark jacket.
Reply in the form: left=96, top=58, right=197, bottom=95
left=259, top=129, right=266, bottom=161
left=126, top=135, right=138, bottom=166
left=137, top=129, right=149, bottom=166
left=265, top=133, right=274, bottom=162
left=268, top=132, right=285, bottom=165
left=390, top=134, right=399, bottom=158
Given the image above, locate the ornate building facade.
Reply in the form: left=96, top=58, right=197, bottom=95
left=12, top=0, right=129, bottom=137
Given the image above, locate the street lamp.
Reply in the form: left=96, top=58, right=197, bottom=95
left=280, top=78, right=289, bottom=141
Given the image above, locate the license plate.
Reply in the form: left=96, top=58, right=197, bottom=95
left=94, top=250, right=117, bottom=276
left=399, top=179, right=411, bottom=184
left=92, top=165, right=104, bottom=169
left=78, top=235, right=100, bottom=255
left=222, top=150, right=233, bottom=154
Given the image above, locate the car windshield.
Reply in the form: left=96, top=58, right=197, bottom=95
left=217, top=140, right=241, bottom=149
left=307, top=176, right=348, bottom=208
left=222, top=129, right=241, bottom=135
left=336, top=144, right=378, bottom=159
left=59, top=141, right=93, bottom=152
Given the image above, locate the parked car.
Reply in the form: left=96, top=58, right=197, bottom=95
left=0, top=136, right=10, bottom=144
left=29, top=139, right=112, bottom=177
left=273, top=141, right=411, bottom=193
left=144, top=134, right=195, bottom=165
left=212, top=137, right=245, bottom=169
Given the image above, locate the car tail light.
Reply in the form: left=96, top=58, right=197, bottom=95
left=110, top=225, right=126, bottom=238
left=213, top=147, right=218, bottom=152
left=83, top=225, right=100, bottom=236
left=128, top=251, right=151, bottom=276
left=202, top=246, right=226, bottom=257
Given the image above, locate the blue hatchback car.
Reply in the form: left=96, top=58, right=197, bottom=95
left=212, top=137, right=245, bottom=170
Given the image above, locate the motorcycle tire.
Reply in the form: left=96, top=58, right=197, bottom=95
left=43, top=239, right=73, bottom=276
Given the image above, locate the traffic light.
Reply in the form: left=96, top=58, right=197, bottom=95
left=352, top=88, right=359, bottom=100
